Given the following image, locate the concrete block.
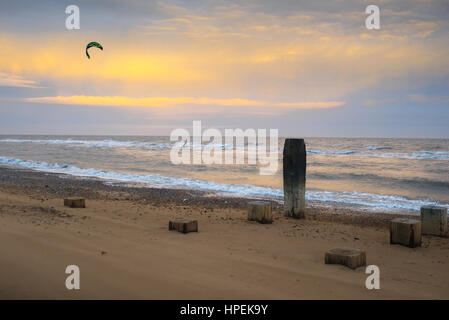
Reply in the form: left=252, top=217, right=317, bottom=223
left=169, top=220, right=198, bottom=234
left=248, top=201, right=273, bottom=224
left=324, top=248, right=366, bottom=269
left=64, top=198, right=85, bottom=208
left=390, top=218, right=421, bottom=248
left=421, top=206, right=448, bottom=237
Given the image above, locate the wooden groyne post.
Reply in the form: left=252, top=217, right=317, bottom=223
left=169, top=220, right=198, bottom=234
left=247, top=201, right=273, bottom=224
left=325, top=248, right=366, bottom=269
left=283, top=138, right=306, bottom=218
left=64, top=198, right=86, bottom=208
left=420, top=206, right=448, bottom=237
left=390, top=218, right=422, bottom=248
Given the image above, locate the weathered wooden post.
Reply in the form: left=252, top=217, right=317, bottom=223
left=390, top=218, right=422, bottom=248
left=283, top=139, right=306, bottom=218
left=247, top=201, right=273, bottom=224
left=325, top=248, right=366, bottom=269
left=420, top=206, right=448, bottom=237
left=64, top=198, right=86, bottom=208
left=169, top=220, right=198, bottom=234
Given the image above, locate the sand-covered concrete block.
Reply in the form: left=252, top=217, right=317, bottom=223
left=421, top=206, right=448, bottom=237
left=324, top=248, right=366, bottom=269
left=64, top=198, right=85, bottom=208
left=169, top=220, right=198, bottom=234
left=248, top=201, right=273, bottom=224
left=390, top=218, right=421, bottom=248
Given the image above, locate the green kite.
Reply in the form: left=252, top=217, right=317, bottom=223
left=86, top=42, right=103, bottom=59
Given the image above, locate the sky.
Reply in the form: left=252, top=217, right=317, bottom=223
left=0, top=0, right=448, bottom=138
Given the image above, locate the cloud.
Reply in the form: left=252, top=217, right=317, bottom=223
left=362, top=98, right=396, bottom=107
left=276, top=101, right=345, bottom=108
left=139, top=1, right=449, bottom=42
left=0, top=0, right=448, bottom=123
left=0, top=72, right=41, bottom=88
left=1, top=26, right=446, bottom=104
left=24, top=95, right=345, bottom=109
left=408, top=94, right=449, bottom=105
left=0, top=1, right=448, bottom=136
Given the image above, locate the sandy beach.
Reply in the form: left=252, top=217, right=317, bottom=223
left=0, top=166, right=448, bottom=299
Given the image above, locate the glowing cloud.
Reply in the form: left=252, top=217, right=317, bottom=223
left=0, top=72, right=41, bottom=88
left=25, top=95, right=345, bottom=109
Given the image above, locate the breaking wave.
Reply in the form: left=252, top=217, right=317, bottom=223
left=0, top=156, right=446, bottom=212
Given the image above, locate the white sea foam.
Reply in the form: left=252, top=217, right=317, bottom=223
left=0, top=156, right=446, bottom=212
left=310, top=149, right=449, bottom=160
left=308, top=149, right=357, bottom=155
left=366, top=145, right=393, bottom=151
left=0, top=138, right=168, bottom=150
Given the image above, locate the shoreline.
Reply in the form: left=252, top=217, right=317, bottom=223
left=0, top=166, right=448, bottom=299
left=1, top=149, right=446, bottom=212
left=0, top=165, right=419, bottom=217
left=0, top=166, right=420, bottom=228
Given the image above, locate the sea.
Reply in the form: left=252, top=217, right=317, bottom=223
left=0, top=136, right=448, bottom=213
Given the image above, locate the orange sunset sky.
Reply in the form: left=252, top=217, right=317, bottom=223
left=0, top=0, right=448, bottom=137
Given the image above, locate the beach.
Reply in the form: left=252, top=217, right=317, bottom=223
left=1, top=166, right=448, bottom=299
left=1, top=0, right=448, bottom=307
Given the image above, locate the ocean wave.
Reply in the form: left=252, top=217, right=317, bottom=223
left=305, top=190, right=444, bottom=211
left=308, top=149, right=357, bottom=155
left=366, top=145, right=393, bottom=150
left=0, top=156, right=282, bottom=197
left=309, top=149, right=449, bottom=160
left=310, top=172, right=449, bottom=188
left=2, top=138, right=448, bottom=160
left=0, top=138, right=168, bottom=150
left=0, top=138, right=253, bottom=152
left=0, top=156, right=446, bottom=212
left=378, top=151, right=449, bottom=160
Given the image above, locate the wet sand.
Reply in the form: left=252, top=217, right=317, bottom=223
left=0, top=167, right=448, bottom=299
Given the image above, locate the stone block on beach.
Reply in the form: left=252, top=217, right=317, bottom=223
left=169, top=220, right=198, bottom=234
left=324, top=248, right=366, bottom=269
left=421, top=206, right=448, bottom=237
left=390, top=218, right=421, bottom=248
left=247, top=201, right=273, bottom=224
left=64, top=198, right=85, bottom=208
